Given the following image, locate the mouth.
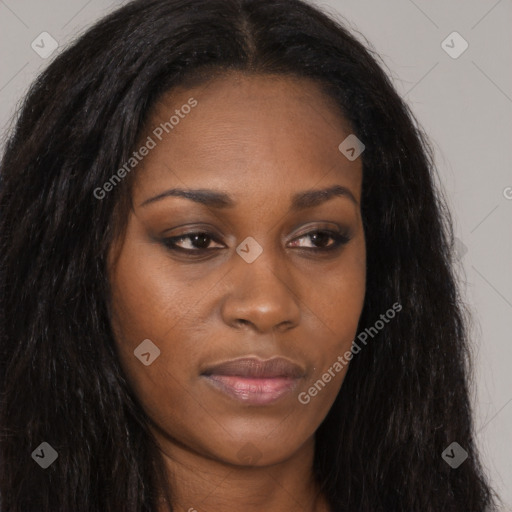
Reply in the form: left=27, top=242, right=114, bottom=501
left=200, top=357, right=305, bottom=405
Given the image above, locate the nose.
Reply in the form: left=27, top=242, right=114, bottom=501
left=220, top=248, right=301, bottom=334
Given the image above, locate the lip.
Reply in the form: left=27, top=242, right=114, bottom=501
left=201, top=357, right=305, bottom=405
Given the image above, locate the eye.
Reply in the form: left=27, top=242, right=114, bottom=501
left=288, top=229, right=351, bottom=251
left=162, top=231, right=224, bottom=253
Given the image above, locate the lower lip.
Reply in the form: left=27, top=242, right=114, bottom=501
left=203, top=375, right=300, bottom=405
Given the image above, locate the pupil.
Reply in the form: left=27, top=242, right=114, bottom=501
left=193, top=234, right=210, bottom=248
left=312, top=232, right=329, bottom=247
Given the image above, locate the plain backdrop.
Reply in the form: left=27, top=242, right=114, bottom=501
left=0, top=0, right=511, bottom=509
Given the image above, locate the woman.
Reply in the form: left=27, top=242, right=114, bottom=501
left=0, top=0, right=499, bottom=510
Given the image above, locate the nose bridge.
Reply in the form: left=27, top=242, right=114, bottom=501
left=220, top=241, right=301, bottom=332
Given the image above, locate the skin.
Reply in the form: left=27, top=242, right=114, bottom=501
left=108, top=72, right=366, bottom=512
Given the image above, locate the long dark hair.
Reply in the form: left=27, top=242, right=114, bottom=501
left=0, top=0, right=499, bottom=510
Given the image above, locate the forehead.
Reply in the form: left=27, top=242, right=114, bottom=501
left=132, top=72, right=362, bottom=203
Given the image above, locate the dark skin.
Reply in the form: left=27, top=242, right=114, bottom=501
left=108, top=73, right=366, bottom=512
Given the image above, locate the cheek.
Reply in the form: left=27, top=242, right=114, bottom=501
left=299, top=239, right=366, bottom=403
left=107, top=236, right=187, bottom=401
left=108, top=258, right=200, bottom=440
left=108, top=230, right=187, bottom=346
left=310, top=235, right=366, bottom=336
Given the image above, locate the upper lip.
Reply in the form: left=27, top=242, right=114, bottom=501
left=201, top=357, right=305, bottom=379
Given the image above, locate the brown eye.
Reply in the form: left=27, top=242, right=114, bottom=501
left=163, top=232, right=224, bottom=252
left=288, top=230, right=351, bottom=251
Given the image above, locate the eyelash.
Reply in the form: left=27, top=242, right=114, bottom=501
left=162, top=229, right=351, bottom=256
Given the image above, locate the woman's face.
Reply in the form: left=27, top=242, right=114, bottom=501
left=108, top=73, right=366, bottom=467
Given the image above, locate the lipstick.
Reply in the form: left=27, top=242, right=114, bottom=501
left=201, top=357, right=305, bottom=405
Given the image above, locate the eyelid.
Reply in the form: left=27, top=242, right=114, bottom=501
left=290, top=221, right=345, bottom=238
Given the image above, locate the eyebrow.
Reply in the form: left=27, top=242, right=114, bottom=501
left=139, top=184, right=358, bottom=209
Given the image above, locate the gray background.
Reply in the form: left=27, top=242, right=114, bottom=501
left=1, top=0, right=511, bottom=508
